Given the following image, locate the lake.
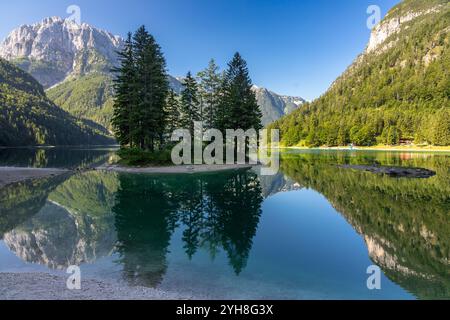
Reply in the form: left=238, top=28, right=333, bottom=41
left=0, top=147, right=449, bottom=299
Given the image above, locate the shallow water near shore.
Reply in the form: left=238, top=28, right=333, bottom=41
left=0, top=148, right=449, bottom=299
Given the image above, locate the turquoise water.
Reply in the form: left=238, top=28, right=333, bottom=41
left=0, top=148, right=448, bottom=299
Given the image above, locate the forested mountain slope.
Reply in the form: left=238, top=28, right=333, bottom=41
left=0, top=58, right=113, bottom=146
left=269, top=0, right=450, bottom=147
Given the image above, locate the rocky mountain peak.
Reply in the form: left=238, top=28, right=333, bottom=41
left=0, top=16, right=124, bottom=88
left=365, top=3, right=446, bottom=54
left=251, top=85, right=305, bottom=125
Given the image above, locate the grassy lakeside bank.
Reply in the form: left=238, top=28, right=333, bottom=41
left=116, top=148, right=173, bottom=167
left=113, top=148, right=255, bottom=173
left=273, top=145, right=450, bottom=152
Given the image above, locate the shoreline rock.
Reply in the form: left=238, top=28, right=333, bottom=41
left=338, top=164, right=436, bottom=178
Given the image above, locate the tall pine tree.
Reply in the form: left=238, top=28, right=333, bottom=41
left=165, top=89, right=181, bottom=136
left=217, top=53, right=262, bottom=131
left=180, top=72, right=201, bottom=136
left=112, top=32, right=135, bottom=147
left=197, top=59, right=223, bottom=129
left=132, top=26, right=169, bottom=151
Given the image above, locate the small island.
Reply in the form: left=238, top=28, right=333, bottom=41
left=111, top=27, right=262, bottom=168
left=97, top=163, right=254, bottom=174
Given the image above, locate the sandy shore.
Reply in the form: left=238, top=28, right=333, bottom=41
left=0, top=273, right=197, bottom=300
left=0, top=167, right=70, bottom=188
left=97, top=164, right=254, bottom=174
left=0, top=164, right=254, bottom=190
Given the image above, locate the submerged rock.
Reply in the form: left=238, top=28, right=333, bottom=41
left=338, top=165, right=436, bottom=178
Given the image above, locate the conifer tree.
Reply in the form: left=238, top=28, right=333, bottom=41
left=111, top=33, right=135, bottom=147
left=387, top=126, right=400, bottom=145
left=432, top=109, right=450, bottom=146
left=165, top=89, right=181, bottom=136
left=337, top=126, right=348, bottom=146
left=217, top=53, right=262, bottom=132
left=132, top=25, right=169, bottom=151
left=180, top=72, right=201, bottom=135
left=197, top=59, right=223, bottom=129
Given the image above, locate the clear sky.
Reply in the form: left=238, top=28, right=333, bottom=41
left=0, top=0, right=401, bottom=100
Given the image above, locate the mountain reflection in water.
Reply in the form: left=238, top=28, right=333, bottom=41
left=0, top=150, right=448, bottom=299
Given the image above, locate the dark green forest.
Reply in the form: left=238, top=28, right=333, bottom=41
left=269, top=0, right=450, bottom=147
left=0, top=58, right=114, bottom=146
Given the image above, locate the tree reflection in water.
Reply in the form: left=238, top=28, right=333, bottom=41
left=278, top=152, right=450, bottom=299
left=113, top=169, right=263, bottom=286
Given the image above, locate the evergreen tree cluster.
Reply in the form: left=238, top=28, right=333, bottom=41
left=112, top=27, right=169, bottom=151
left=112, top=28, right=262, bottom=151
left=176, top=54, right=262, bottom=136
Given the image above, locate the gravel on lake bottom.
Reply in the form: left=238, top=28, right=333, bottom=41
left=0, top=273, right=196, bottom=300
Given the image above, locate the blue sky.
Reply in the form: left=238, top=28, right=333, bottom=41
left=0, top=0, right=400, bottom=100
